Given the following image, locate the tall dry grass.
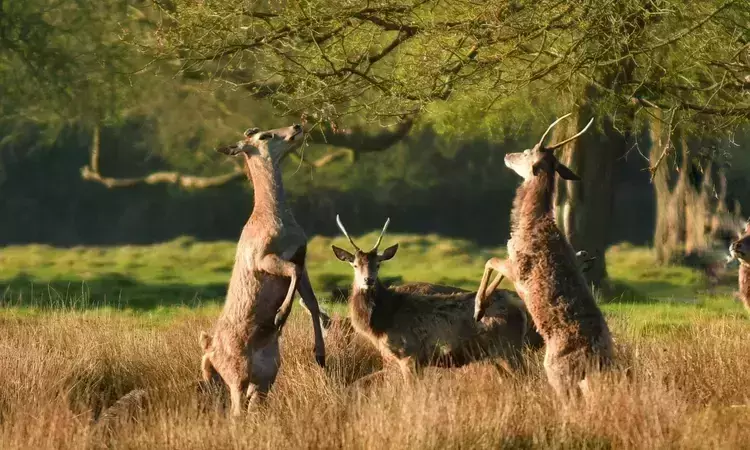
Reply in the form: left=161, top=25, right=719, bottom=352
left=1, top=310, right=749, bottom=450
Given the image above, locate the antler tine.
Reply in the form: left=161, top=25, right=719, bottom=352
left=546, top=117, right=595, bottom=151
left=370, top=217, right=391, bottom=252
left=536, top=113, right=572, bottom=149
left=336, top=214, right=361, bottom=252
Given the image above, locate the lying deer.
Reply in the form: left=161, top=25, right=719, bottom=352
left=199, top=124, right=326, bottom=416
left=474, top=114, right=614, bottom=400
left=729, top=219, right=750, bottom=312
left=331, top=215, right=531, bottom=379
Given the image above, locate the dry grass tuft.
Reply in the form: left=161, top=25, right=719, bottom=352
left=1, top=309, right=750, bottom=449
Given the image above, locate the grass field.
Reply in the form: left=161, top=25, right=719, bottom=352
left=1, top=235, right=749, bottom=449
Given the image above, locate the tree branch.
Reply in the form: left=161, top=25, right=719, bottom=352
left=80, top=165, right=246, bottom=189
left=308, top=117, right=415, bottom=152
left=80, top=126, right=246, bottom=189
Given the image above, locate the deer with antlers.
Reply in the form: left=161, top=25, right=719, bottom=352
left=474, top=114, right=614, bottom=401
left=331, top=215, right=534, bottom=379
left=729, top=219, right=750, bottom=312
left=198, top=124, right=326, bottom=416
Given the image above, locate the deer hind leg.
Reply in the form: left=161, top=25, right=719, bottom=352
left=543, top=351, right=581, bottom=403
left=247, top=339, right=281, bottom=412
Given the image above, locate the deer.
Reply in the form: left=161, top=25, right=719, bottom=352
left=473, top=113, right=614, bottom=401
left=729, top=219, right=750, bottom=312
left=198, top=124, right=326, bottom=416
left=299, top=251, right=596, bottom=357
left=330, top=215, right=535, bottom=380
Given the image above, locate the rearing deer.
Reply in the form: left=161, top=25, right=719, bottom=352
left=474, top=114, right=614, bottom=400
left=729, top=219, right=750, bottom=312
left=199, top=124, right=326, bottom=416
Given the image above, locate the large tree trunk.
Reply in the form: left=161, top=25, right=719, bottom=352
left=553, top=92, right=629, bottom=288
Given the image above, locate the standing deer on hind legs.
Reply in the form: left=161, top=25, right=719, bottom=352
left=198, top=124, right=326, bottom=417
left=729, top=219, right=750, bottom=312
left=474, top=114, right=614, bottom=401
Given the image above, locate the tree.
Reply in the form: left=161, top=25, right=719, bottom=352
left=138, top=0, right=750, bottom=284
left=650, top=110, right=745, bottom=266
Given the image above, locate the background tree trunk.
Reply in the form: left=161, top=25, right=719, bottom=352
left=650, top=112, right=744, bottom=267
left=553, top=88, right=629, bottom=288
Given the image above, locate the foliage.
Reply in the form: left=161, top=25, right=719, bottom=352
left=0, top=236, right=736, bottom=311
left=152, top=0, right=750, bottom=129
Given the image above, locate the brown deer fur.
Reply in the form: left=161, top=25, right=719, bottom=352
left=729, top=220, right=750, bottom=312
left=199, top=125, right=326, bottom=416
left=331, top=217, right=530, bottom=378
left=298, top=250, right=597, bottom=358
left=474, top=114, right=613, bottom=400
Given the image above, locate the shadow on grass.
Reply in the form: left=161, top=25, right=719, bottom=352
left=0, top=272, right=227, bottom=310
left=598, top=277, right=711, bottom=305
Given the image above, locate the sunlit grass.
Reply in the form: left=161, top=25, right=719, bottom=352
left=0, top=236, right=748, bottom=448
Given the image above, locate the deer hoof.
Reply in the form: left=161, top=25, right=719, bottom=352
left=315, top=353, right=326, bottom=369
left=274, top=311, right=286, bottom=329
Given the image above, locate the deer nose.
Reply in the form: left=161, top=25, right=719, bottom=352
left=292, top=123, right=302, bottom=131
left=364, top=277, right=374, bottom=286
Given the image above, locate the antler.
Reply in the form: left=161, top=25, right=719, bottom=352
left=536, top=113, right=572, bottom=149
left=546, top=117, right=594, bottom=151
left=370, top=218, right=391, bottom=252
left=336, top=215, right=361, bottom=252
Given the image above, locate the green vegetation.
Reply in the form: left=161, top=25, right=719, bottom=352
left=1, top=237, right=745, bottom=331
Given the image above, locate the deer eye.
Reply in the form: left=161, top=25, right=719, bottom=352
left=258, top=133, right=273, bottom=140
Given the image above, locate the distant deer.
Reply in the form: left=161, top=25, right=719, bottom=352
left=199, top=124, right=326, bottom=416
left=473, top=114, right=614, bottom=400
left=331, top=215, right=532, bottom=379
left=729, top=219, right=750, bottom=312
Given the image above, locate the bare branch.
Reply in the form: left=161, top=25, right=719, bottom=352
left=308, top=117, right=415, bottom=152
left=80, top=165, right=245, bottom=189
left=80, top=126, right=245, bottom=189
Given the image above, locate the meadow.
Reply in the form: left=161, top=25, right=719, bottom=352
left=1, top=234, right=749, bottom=449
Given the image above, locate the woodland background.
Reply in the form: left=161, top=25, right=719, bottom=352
left=2, top=0, right=750, bottom=287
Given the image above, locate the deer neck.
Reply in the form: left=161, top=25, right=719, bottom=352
left=349, top=280, right=387, bottom=333
left=245, top=154, right=289, bottom=221
left=511, top=170, right=555, bottom=235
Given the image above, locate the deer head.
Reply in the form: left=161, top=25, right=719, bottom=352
left=504, top=113, right=594, bottom=181
left=729, top=218, right=750, bottom=264
left=331, top=215, right=398, bottom=291
left=216, top=124, right=304, bottom=163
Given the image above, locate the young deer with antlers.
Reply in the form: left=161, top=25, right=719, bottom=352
left=474, top=114, right=613, bottom=401
left=199, top=124, right=326, bottom=416
left=332, top=215, right=531, bottom=379
left=729, top=219, right=750, bottom=312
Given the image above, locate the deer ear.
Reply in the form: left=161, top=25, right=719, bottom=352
left=555, top=162, right=581, bottom=181
left=379, top=244, right=398, bottom=261
left=331, top=245, right=354, bottom=263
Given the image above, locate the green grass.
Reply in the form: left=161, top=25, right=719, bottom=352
left=0, top=235, right=745, bottom=330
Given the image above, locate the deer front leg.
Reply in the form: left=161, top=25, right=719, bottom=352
left=296, top=268, right=327, bottom=368
left=474, top=257, right=509, bottom=321
left=257, top=254, right=301, bottom=328
left=485, top=258, right=514, bottom=298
